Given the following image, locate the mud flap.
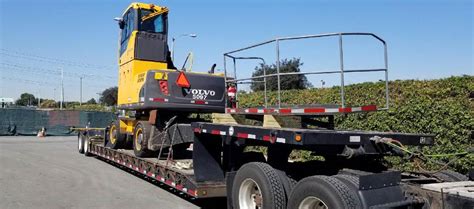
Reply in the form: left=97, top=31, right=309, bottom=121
left=193, top=133, right=224, bottom=182
left=226, top=171, right=237, bottom=209
left=358, top=171, right=407, bottom=208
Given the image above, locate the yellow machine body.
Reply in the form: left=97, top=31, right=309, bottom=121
left=115, top=3, right=226, bottom=134
left=117, top=3, right=170, bottom=106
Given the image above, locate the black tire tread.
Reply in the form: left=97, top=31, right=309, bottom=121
left=433, top=172, right=455, bottom=182
left=334, top=174, right=359, bottom=189
left=108, top=120, right=126, bottom=149
left=438, top=170, right=468, bottom=181
left=133, top=121, right=154, bottom=157
left=233, top=162, right=286, bottom=209
left=288, top=175, right=360, bottom=209
left=254, top=162, right=285, bottom=209
left=319, top=176, right=359, bottom=209
left=276, top=170, right=297, bottom=201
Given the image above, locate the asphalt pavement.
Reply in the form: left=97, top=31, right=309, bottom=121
left=0, top=136, right=206, bottom=209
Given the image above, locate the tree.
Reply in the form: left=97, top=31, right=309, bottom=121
left=86, top=98, right=97, bottom=104
left=99, top=87, right=118, bottom=106
left=39, top=99, right=57, bottom=108
left=250, top=58, right=312, bottom=92
left=15, top=93, right=37, bottom=106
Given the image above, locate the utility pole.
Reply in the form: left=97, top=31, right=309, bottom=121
left=79, top=75, right=83, bottom=106
left=37, top=90, right=41, bottom=108
left=60, top=68, right=64, bottom=110
left=171, top=33, right=197, bottom=62
left=96, top=93, right=101, bottom=105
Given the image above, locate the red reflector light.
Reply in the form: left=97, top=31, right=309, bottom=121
left=159, top=80, right=169, bottom=95
left=176, top=72, right=190, bottom=88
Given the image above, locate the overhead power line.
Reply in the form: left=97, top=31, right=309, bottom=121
left=1, top=75, right=114, bottom=89
left=0, top=62, right=117, bottom=80
left=1, top=76, right=60, bottom=86
left=0, top=48, right=116, bottom=71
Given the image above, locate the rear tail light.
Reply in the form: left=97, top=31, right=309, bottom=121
left=159, top=80, right=169, bottom=95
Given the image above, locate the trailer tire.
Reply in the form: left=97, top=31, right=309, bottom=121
left=287, top=176, right=361, bottom=209
left=276, top=170, right=297, bottom=202
left=433, top=170, right=468, bottom=182
left=133, top=121, right=154, bottom=158
left=333, top=174, right=363, bottom=208
left=78, top=133, right=85, bottom=154
left=232, top=162, right=286, bottom=209
left=84, top=136, right=92, bottom=157
left=334, top=174, right=359, bottom=191
left=108, top=120, right=126, bottom=149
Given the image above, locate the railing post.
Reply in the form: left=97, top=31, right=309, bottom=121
left=223, top=55, right=227, bottom=109
left=263, top=60, right=268, bottom=108
left=233, top=58, right=238, bottom=108
left=339, top=34, right=345, bottom=108
left=384, top=44, right=389, bottom=109
left=276, top=39, right=281, bottom=108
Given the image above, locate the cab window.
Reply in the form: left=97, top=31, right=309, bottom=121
left=121, top=10, right=135, bottom=43
left=120, top=10, right=135, bottom=55
left=139, top=10, right=165, bottom=33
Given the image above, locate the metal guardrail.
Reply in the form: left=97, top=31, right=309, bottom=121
left=223, top=32, right=389, bottom=110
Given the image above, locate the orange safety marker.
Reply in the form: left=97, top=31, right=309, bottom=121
left=176, top=71, right=190, bottom=88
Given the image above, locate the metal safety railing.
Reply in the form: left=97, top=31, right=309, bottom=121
left=223, top=32, right=389, bottom=112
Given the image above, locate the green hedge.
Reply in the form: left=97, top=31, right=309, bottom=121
left=238, top=75, right=473, bottom=173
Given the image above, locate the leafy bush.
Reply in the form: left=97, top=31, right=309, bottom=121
left=238, top=75, right=473, bottom=173
left=67, top=104, right=111, bottom=112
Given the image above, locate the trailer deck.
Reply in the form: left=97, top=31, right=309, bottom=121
left=226, top=104, right=379, bottom=115
left=192, top=122, right=434, bottom=147
left=88, top=140, right=227, bottom=198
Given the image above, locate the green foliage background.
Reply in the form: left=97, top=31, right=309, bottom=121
left=238, top=75, right=473, bottom=173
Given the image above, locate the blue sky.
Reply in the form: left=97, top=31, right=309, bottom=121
left=0, top=0, right=472, bottom=102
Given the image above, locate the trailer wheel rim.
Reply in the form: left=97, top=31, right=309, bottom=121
left=239, top=178, right=263, bottom=209
left=135, top=127, right=143, bottom=151
left=78, top=136, right=82, bottom=150
left=298, top=196, right=328, bottom=209
left=84, top=138, right=88, bottom=154
left=110, top=125, right=117, bottom=144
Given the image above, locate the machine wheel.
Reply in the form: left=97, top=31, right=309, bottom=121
left=133, top=121, right=154, bottom=157
left=287, top=175, right=361, bottom=209
left=84, top=136, right=92, bottom=157
left=77, top=133, right=85, bottom=154
left=108, top=120, right=126, bottom=149
left=433, top=170, right=468, bottom=182
left=232, top=162, right=286, bottom=209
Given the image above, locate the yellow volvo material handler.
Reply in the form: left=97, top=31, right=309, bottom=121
left=109, top=2, right=225, bottom=157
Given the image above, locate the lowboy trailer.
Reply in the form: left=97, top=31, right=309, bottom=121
left=77, top=118, right=473, bottom=209
left=75, top=3, right=473, bottom=208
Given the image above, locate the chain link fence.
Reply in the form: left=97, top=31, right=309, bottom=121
left=0, top=108, right=115, bottom=136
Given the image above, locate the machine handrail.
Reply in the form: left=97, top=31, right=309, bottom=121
left=223, top=32, right=389, bottom=111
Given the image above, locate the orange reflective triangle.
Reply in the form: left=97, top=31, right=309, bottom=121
left=176, top=72, right=190, bottom=88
